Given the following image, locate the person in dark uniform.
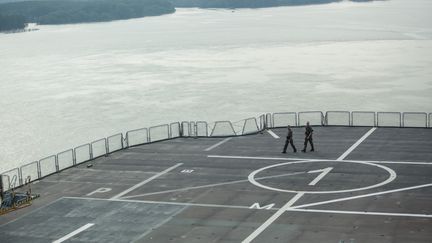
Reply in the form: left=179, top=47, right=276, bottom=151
left=301, top=121, right=314, bottom=152
left=282, top=125, right=297, bottom=153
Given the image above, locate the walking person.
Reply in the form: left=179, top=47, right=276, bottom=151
left=282, top=125, right=297, bottom=153
left=301, top=121, right=315, bottom=152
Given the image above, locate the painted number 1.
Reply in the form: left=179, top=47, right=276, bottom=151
left=307, top=167, right=333, bottom=186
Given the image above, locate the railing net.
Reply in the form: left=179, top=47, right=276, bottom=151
left=403, top=112, right=427, bottom=128
left=39, top=155, right=57, bottom=178
left=57, top=149, right=74, bottom=171
left=149, top=124, right=169, bottom=142
left=91, top=139, right=107, bottom=158
left=351, top=111, right=375, bottom=127
left=298, top=111, right=323, bottom=126
left=273, top=112, right=296, bottom=128
left=326, top=111, right=350, bottom=126
left=20, top=161, right=38, bottom=183
left=377, top=112, right=401, bottom=127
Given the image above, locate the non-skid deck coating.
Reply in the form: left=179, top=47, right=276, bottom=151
left=1, top=127, right=432, bottom=243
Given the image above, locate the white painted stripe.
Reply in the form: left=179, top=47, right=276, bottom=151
left=62, top=197, right=432, bottom=219
left=111, top=163, right=183, bottom=199
left=208, top=155, right=305, bottom=161
left=266, top=129, right=280, bottom=139
left=286, top=208, right=432, bottom=218
left=65, top=196, right=255, bottom=210
left=292, top=183, right=432, bottom=209
left=367, top=161, right=432, bottom=165
left=242, top=193, right=304, bottom=243
left=337, top=127, right=376, bottom=161
left=204, top=137, right=232, bottom=151
left=121, top=171, right=306, bottom=199
left=53, top=223, right=94, bottom=243
left=208, top=155, right=432, bottom=165
left=307, top=167, right=333, bottom=186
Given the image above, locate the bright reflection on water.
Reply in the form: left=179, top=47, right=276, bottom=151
left=1, top=0, right=432, bottom=172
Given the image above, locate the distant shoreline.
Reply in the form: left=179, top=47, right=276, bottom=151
left=0, top=0, right=377, bottom=33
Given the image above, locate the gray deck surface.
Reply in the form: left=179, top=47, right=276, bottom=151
left=1, top=127, right=431, bottom=243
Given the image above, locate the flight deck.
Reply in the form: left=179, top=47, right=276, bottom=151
left=1, top=124, right=431, bottom=243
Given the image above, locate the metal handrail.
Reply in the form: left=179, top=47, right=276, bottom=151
left=402, top=112, right=427, bottom=128
left=107, top=133, right=124, bottom=153
left=90, top=138, right=108, bottom=159
left=2, top=110, right=431, bottom=191
left=149, top=124, right=170, bottom=143
left=377, top=112, right=401, bottom=127
left=325, top=111, right=350, bottom=126
left=351, top=111, right=376, bottom=127
left=210, top=121, right=236, bottom=137
left=298, top=111, right=325, bottom=126
left=272, top=112, right=297, bottom=128
left=57, top=149, right=74, bottom=171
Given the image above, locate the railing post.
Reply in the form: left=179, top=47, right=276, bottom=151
left=55, top=155, right=59, bottom=172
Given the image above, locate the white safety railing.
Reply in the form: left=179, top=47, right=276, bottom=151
left=2, top=110, right=430, bottom=192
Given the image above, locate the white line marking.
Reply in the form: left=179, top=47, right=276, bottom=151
left=242, top=193, right=304, bottom=243
left=61, top=197, right=432, bottom=219
left=286, top=208, right=432, bottom=218
left=266, top=129, right=280, bottom=139
left=52, top=223, right=94, bottom=243
left=208, top=155, right=432, bottom=165
left=248, top=160, right=396, bottom=194
left=307, top=167, right=333, bottom=186
left=111, top=163, right=183, bottom=199
left=65, top=196, right=255, bottom=210
left=204, top=137, right=232, bottom=151
left=337, top=127, right=376, bottom=161
left=369, top=161, right=432, bottom=165
left=292, top=183, right=432, bottom=209
left=121, top=171, right=306, bottom=199
left=208, top=155, right=305, bottom=161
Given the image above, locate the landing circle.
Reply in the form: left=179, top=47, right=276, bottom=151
left=248, top=160, right=397, bottom=194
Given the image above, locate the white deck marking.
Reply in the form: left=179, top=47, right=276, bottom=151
left=307, top=167, right=333, bottom=186
left=266, top=129, right=280, bottom=139
left=248, top=160, right=396, bottom=194
left=286, top=208, right=432, bottom=218
left=367, top=161, right=432, bottom=165
left=111, top=163, right=183, bottom=199
left=65, top=196, right=256, bottom=210
left=52, top=223, right=94, bottom=243
left=121, top=171, right=306, bottom=199
left=204, top=137, right=232, bottom=151
left=292, top=183, right=432, bottom=209
left=62, top=197, right=431, bottom=219
left=242, top=193, right=304, bottom=243
left=208, top=155, right=432, bottom=165
left=208, top=155, right=306, bottom=161
left=337, top=127, right=377, bottom=161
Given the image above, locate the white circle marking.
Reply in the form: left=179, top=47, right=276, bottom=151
left=248, top=160, right=397, bottom=194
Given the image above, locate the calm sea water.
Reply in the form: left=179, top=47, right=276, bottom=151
left=1, top=0, right=431, bottom=172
